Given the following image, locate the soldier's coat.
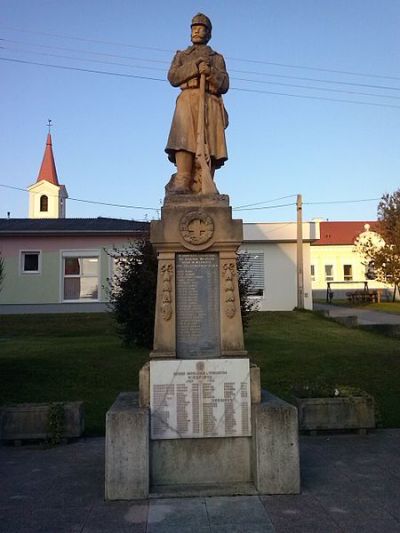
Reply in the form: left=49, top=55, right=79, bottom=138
left=165, top=44, right=229, bottom=169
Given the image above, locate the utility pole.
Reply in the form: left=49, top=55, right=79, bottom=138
left=296, top=194, right=305, bottom=309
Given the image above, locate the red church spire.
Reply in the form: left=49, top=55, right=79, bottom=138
left=36, top=121, right=59, bottom=185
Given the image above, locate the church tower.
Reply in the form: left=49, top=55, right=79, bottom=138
left=28, top=129, right=68, bottom=218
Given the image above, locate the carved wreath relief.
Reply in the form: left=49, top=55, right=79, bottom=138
left=160, top=263, right=173, bottom=321
left=223, top=262, right=236, bottom=318
left=180, top=210, right=214, bottom=246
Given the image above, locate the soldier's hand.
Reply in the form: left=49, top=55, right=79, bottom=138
left=198, top=61, right=211, bottom=75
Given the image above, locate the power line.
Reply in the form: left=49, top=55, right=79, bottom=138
left=231, top=70, right=400, bottom=93
left=2, top=25, right=399, bottom=82
left=232, top=70, right=400, bottom=92
left=1, top=184, right=381, bottom=212
left=4, top=44, right=400, bottom=102
left=1, top=38, right=170, bottom=65
left=304, top=198, right=380, bottom=206
left=234, top=197, right=381, bottom=212
left=227, top=56, right=400, bottom=83
left=0, top=56, right=167, bottom=83
left=230, top=86, right=400, bottom=110
left=2, top=45, right=167, bottom=73
left=0, top=184, right=160, bottom=211
left=233, top=195, right=297, bottom=209
left=234, top=202, right=297, bottom=211
left=3, top=56, right=400, bottom=110
left=3, top=37, right=400, bottom=93
left=232, top=75, right=400, bottom=101
left=69, top=196, right=159, bottom=211
left=0, top=26, right=173, bottom=53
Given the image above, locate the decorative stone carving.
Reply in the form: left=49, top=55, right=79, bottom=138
left=160, top=264, right=173, bottom=321
left=223, top=262, right=236, bottom=318
left=180, top=210, right=214, bottom=246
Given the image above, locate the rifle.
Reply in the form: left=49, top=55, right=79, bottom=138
left=195, top=72, right=218, bottom=194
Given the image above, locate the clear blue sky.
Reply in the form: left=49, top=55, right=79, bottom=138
left=1, top=1, right=399, bottom=223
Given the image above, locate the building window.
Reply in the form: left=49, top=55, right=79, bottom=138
left=21, top=251, right=41, bottom=274
left=311, top=265, right=316, bottom=282
left=241, top=252, right=264, bottom=296
left=324, top=265, right=334, bottom=282
left=40, top=195, right=48, bottom=212
left=63, top=254, right=99, bottom=301
left=343, top=264, right=353, bottom=281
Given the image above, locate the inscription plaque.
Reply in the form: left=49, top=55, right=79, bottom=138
left=150, top=359, right=251, bottom=440
left=176, top=253, right=220, bottom=358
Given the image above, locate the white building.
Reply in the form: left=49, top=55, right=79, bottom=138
left=241, top=222, right=319, bottom=311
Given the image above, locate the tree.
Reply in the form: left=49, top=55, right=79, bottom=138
left=354, top=190, right=400, bottom=301
left=108, top=239, right=256, bottom=348
left=107, top=240, right=158, bottom=348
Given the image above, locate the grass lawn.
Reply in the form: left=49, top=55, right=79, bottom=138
left=247, top=312, right=400, bottom=428
left=0, top=314, right=148, bottom=436
left=0, top=311, right=399, bottom=434
left=327, top=300, right=400, bottom=315
left=355, top=302, right=400, bottom=315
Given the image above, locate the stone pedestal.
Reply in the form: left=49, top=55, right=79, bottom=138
left=105, top=386, right=300, bottom=499
left=150, top=194, right=246, bottom=359
left=105, top=193, right=300, bottom=500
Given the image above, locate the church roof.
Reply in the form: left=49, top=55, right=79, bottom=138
left=36, top=133, right=59, bottom=185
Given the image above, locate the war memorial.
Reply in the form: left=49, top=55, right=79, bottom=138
left=105, top=13, right=300, bottom=499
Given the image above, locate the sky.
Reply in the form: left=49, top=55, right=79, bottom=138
left=1, top=1, right=399, bottom=224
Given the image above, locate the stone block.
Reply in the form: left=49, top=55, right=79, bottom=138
left=251, top=391, right=300, bottom=494
left=150, top=437, right=252, bottom=486
left=139, top=362, right=150, bottom=408
left=250, top=365, right=261, bottom=404
left=105, top=392, right=149, bottom=500
left=295, top=395, right=375, bottom=431
left=0, top=401, right=84, bottom=441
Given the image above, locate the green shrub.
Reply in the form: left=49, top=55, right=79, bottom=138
left=107, top=240, right=158, bottom=348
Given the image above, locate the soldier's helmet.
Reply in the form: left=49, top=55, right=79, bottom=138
left=191, top=13, right=212, bottom=33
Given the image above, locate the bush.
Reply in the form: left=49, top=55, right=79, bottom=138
left=107, top=240, right=157, bottom=348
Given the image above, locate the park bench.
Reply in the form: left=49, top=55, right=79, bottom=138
left=346, top=290, right=378, bottom=304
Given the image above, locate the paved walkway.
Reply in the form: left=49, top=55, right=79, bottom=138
left=314, top=303, right=400, bottom=326
left=1, top=430, right=400, bottom=532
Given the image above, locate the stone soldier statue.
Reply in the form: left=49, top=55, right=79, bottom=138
left=165, top=13, right=229, bottom=194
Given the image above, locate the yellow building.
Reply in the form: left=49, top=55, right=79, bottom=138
left=310, top=221, right=392, bottom=301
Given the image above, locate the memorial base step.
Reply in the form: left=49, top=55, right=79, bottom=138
left=150, top=482, right=258, bottom=498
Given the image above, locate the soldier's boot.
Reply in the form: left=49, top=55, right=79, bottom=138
left=165, top=173, right=192, bottom=194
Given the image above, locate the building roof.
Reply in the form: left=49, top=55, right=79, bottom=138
left=0, top=217, right=150, bottom=236
left=314, top=221, right=380, bottom=245
left=36, top=134, right=59, bottom=186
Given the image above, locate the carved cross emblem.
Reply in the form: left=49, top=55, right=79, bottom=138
left=180, top=210, right=214, bottom=247
left=188, top=219, right=207, bottom=240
